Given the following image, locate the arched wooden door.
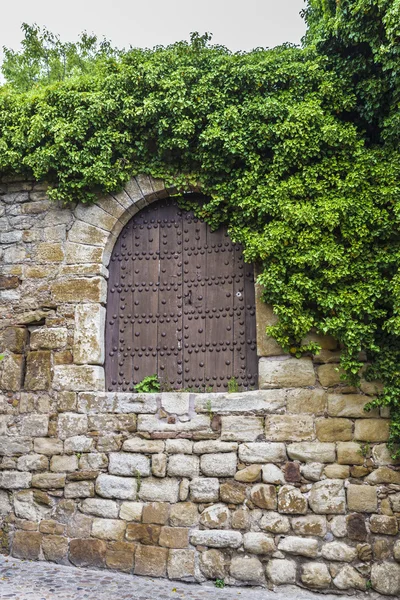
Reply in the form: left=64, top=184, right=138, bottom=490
left=105, top=198, right=258, bottom=392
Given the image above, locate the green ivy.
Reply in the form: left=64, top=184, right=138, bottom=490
left=1, top=5, right=400, bottom=455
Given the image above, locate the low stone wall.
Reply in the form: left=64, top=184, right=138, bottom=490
left=1, top=176, right=400, bottom=595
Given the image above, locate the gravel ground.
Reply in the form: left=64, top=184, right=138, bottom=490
left=0, top=556, right=385, bottom=600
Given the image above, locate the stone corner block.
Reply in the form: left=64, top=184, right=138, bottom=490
left=73, top=304, right=105, bottom=365
left=53, top=365, right=105, bottom=392
left=259, top=357, right=316, bottom=389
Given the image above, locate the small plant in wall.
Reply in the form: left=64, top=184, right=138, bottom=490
left=227, top=377, right=239, bottom=393
left=134, top=375, right=160, bottom=393
left=214, top=579, right=225, bottom=589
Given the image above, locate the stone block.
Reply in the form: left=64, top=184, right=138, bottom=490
left=278, top=536, right=319, bottom=558
left=372, top=443, right=400, bottom=465
left=234, top=464, right=262, bottom=482
left=122, top=438, right=164, bottom=453
left=219, top=481, right=247, bottom=504
left=193, top=440, right=238, bottom=454
left=125, top=523, right=160, bottom=545
left=92, top=518, right=126, bottom=541
left=53, top=365, right=105, bottom=392
left=238, top=442, right=286, bottom=463
left=33, top=438, right=63, bottom=455
left=0, top=490, right=11, bottom=516
left=354, top=419, right=390, bottom=442
left=169, top=504, right=198, bottom=528
left=250, top=484, right=277, bottom=509
left=200, top=504, right=230, bottom=529
left=30, top=328, right=68, bottom=350
left=265, top=415, right=314, bottom=441
left=105, top=541, right=135, bottom=572
left=262, top=464, right=285, bottom=484
left=317, top=364, right=345, bottom=387
left=190, top=529, right=242, bottom=549
left=52, top=276, right=107, bottom=304
left=139, top=477, right=179, bottom=503
left=81, top=498, right=119, bottom=518
left=190, top=478, right=219, bottom=503
left=69, top=538, right=106, bottom=568
left=195, top=390, right=286, bottom=414
left=200, top=453, right=237, bottom=477
left=39, top=520, right=65, bottom=535
left=68, top=221, right=109, bottom=246
left=316, top=418, right=352, bottom=442
left=31, top=472, right=65, bottom=489
left=259, top=356, right=315, bottom=388
left=151, top=453, right=167, bottom=477
left=50, top=455, right=78, bottom=473
left=371, top=562, right=400, bottom=596
left=347, top=484, right=377, bottom=513
left=230, top=555, right=264, bottom=584
left=0, top=353, right=24, bottom=391
left=19, top=415, right=49, bottom=437
left=324, top=464, right=349, bottom=478
left=333, top=565, right=366, bottom=591
left=0, top=436, right=31, bottom=457
left=287, top=442, right=336, bottom=463
left=165, top=439, right=193, bottom=454
left=24, top=351, right=51, bottom=391
left=58, top=413, right=88, bottom=439
left=108, top=452, right=150, bottom=477
left=134, top=545, right=168, bottom=577
left=75, top=203, right=118, bottom=231
left=365, top=466, right=400, bottom=484
left=286, top=389, right=326, bottom=414
left=119, top=501, right=143, bottom=521
left=96, top=474, right=137, bottom=500
left=327, top=394, right=378, bottom=418
left=1, top=327, right=28, bottom=353
left=337, top=442, right=364, bottom=465
left=309, top=479, right=346, bottom=514
left=64, top=435, right=94, bottom=453
left=42, top=535, right=68, bottom=562
left=160, top=393, right=190, bottom=415
left=254, top=291, right=281, bottom=356
left=322, top=541, right=357, bottom=562
left=199, top=549, right=226, bottom=579
left=301, top=562, right=331, bottom=589
left=370, top=515, right=398, bottom=535
left=142, top=502, right=170, bottom=525
left=266, top=559, right=296, bottom=585
left=167, top=549, right=195, bottom=580
left=292, top=515, right=327, bottom=537
left=12, top=531, right=42, bottom=560
left=243, top=532, right=275, bottom=555
left=73, top=304, right=105, bottom=365
left=167, top=454, right=199, bottom=478
left=220, top=416, right=264, bottom=441
left=260, top=512, right=290, bottom=534
left=159, top=526, right=189, bottom=549
left=64, top=481, right=94, bottom=498
left=79, top=392, right=158, bottom=415
left=347, top=514, right=368, bottom=541
left=277, top=485, right=307, bottom=514
left=0, top=471, right=31, bottom=489
left=65, top=242, right=103, bottom=264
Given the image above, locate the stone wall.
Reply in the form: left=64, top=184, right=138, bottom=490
left=1, top=175, right=400, bottom=596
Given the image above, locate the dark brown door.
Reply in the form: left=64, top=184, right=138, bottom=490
left=105, top=198, right=258, bottom=392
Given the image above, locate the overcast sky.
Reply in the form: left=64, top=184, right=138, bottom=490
left=1, top=0, right=307, bottom=57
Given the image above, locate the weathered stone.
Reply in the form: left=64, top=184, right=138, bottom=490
left=64, top=435, right=94, bottom=453
left=266, top=559, right=296, bottom=585
left=69, top=538, right=106, bottom=568
left=394, top=540, right=400, bottom=561
left=31, top=472, right=65, bottom=489
left=195, top=389, right=286, bottom=415
left=301, top=562, right=331, bottom=589
left=316, top=418, right=352, bottom=442
left=234, top=464, right=262, bottom=482
left=347, top=484, right=377, bottom=513
left=167, top=549, right=195, bottom=580
left=322, top=541, right=357, bottom=562
left=193, top=440, right=238, bottom=454
left=200, top=504, right=231, bottom=529
left=243, top=532, right=275, bottom=555
left=292, top=515, right=327, bottom=537
left=138, top=413, right=210, bottom=434
left=333, top=566, right=366, bottom=591
left=34, top=437, right=63, bottom=455
left=17, top=453, right=48, bottom=472
left=354, top=419, right=390, bottom=442
left=41, top=535, right=68, bottom=562
left=159, top=526, right=189, bottom=549
left=260, top=512, right=290, bottom=534
left=328, top=394, right=378, bottom=418
left=366, top=466, right=400, bottom=484
left=122, top=438, right=164, bottom=453
left=39, top=520, right=65, bottom=535
left=391, top=493, right=400, bottom=512
left=134, top=545, right=168, bottom=577
left=219, top=480, right=247, bottom=504
left=108, top=452, right=150, bottom=477
left=179, top=477, right=190, bottom=501
left=262, top=464, right=285, bottom=484
left=142, top=502, right=170, bottom=525
left=12, top=531, right=42, bottom=560
left=58, top=413, right=88, bottom=439
left=0, top=471, right=31, bottom=489
left=190, top=478, right=219, bottom=503
left=301, top=462, right=324, bottom=481
left=230, top=555, right=264, bottom=583
left=167, top=454, right=199, bottom=478
left=347, top=513, right=368, bottom=541
left=371, top=562, right=400, bottom=596
left=151, top=453, right=167, bottom=477
left=238, top=442, right=287, bottom=463
left=24, top=351, right=51, bottom=390
left=165, top=439, right=193, bottom=454
left=80, top=498, right=119, bottom=519
left=221, top=416, right=263, bottom=441
left=232, top=507, right=251, bottom=530
left=0, top=436, right=32, bottom=456
left=373, top=538, right=392, bottom=560
left=200, top=453, right=237, bottom=477
left=73, top=304, right=105, bottom=365
left=1, top=327, right=28, bottom=353
left=119, top=501, right=143, bottom=522
left=64, top=481, right=94, bottom=498
left=161, top=393, right=190, bottom=415
left=259, top=357, right=316, bottom=388
left=250, top=484, right=277, bottom=509
left=357, top=542, right=372, bottom=561
left=52, top=276, right=106, bottom=303
left=323, top=464, right=349, bottom=479
left=169, top=503, right=198, bottom=527
left=336, top=441, right=364, bottom=465
left=265, top=414, right=315, bottom=442
left=91, top=518, right=126, bottom=541
left=50, top=455, right=78, bottom=473
left=278, top=536, right=319, bottom=558
left=317, top=364, right=345, bottom=387
left=53, top=365, right=105, bottom=392
left=277, top=485, right=307, bottom=514
left=330, top=515, right=347, bottom=538
left=14, top=489, right=51, bottom=521
left=287, top=442, right=335, bottom=463
left=372, top=444, right=400, bottom=465
left=0, top=490, right=11, bottom=516
left=139, top=477, right=179, bottom=503
left=30, top=328, right=68, bottom=350
left=125, top=523, right=160, bottom=545
left=286, top=388, right=326, bottom=414
left=370, top=514, right=398, bottom=535
left=18, top=415, right=49, bottom=437
left=105, top=541, right=135, bottom=572
left=190, top=530, right=242, bottom=548
left=96, top=474, right=137, bottom=500
left=0, top=352, right=24, bottom=391
left=309, top=479, right=346, bottom=514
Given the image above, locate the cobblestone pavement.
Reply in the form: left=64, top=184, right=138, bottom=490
left=0, top=556, right=384, bottom=600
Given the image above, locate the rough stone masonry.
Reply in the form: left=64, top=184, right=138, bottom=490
left=0, top=174, right=400, bottom=595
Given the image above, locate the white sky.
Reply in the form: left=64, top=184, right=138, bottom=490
left=1, top=0, right=307, bottom=56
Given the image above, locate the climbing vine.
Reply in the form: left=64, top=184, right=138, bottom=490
left=1, top=3, right=400, bottom=454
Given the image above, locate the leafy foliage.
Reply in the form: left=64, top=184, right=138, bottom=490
left=1, top=12, right=400, bottom=454
left=134, top=375, right=161, bottom=394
